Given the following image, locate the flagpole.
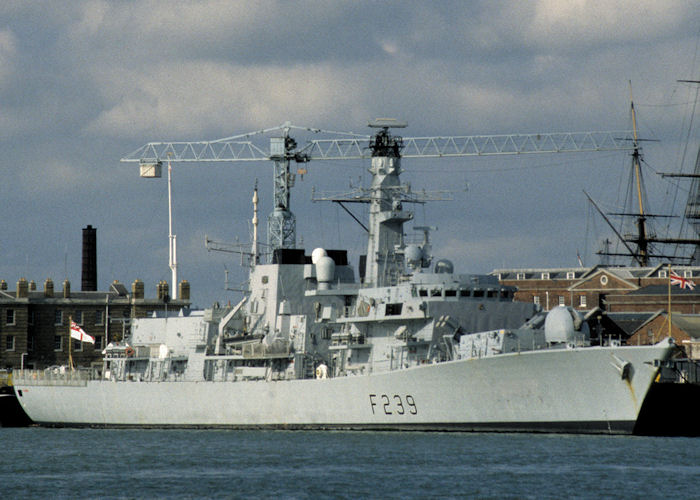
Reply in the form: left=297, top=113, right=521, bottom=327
left=105, top=295, right=109, bottom=347
left=68, top=315, right=74, bottom=371
left=668, top=264, right=672, bottom=339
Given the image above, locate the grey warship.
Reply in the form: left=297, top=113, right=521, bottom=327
left=13, top=122, right=675, bottom=433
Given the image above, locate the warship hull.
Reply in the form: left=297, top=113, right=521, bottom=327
left=14, top=343, right=669, bottom=434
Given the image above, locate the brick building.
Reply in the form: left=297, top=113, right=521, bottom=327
left=627, top=311, right=700, bottom=349
left=0, top=278, right=190, bottom=370
left=493, top=264, right=700, bottom=313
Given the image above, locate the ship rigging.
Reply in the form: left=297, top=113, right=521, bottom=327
left=592, top=82, right=700, bottom=266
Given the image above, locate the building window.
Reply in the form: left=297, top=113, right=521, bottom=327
left=94, top=335, right=103, bottom=349
left=600, top=275, right=608, bottom=286
left=54, top=310, right=63, bottom=326
left=533, top=296, right=540, bottom=305
left=684, top=270, right=693, bottom=279
left=74, top=310, right=83, bottom=324
left=516, top=273, right=525, bottom=280
left=5, top=335, right=15, bottom=351
left=72, top=339, right=83, bottom=352
left=54, top=335, right=63, bottom=351
left=541, top=272, right=550, bottom=280
left=566, top=272, right=575, bottom=279
left=6, top=309, right=15, bottom=325
left=96, top=310, right=105, bottom=326
left=579, top=295, right=587, bottom=307
left=558, top=296, right=565, bottom=306
left=658, top=270, right=667, bottom=278
left=385, top=303, right=403, bottom=316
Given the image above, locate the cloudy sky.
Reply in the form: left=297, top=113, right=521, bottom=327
left=1, top=1, right=699, bottom=307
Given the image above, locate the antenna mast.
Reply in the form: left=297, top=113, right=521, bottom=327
left=252, top=180, right=259, bottom=265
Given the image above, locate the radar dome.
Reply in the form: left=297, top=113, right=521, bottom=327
left=405, top=245, right=423, bottom=268
left=434, top=259, right=454, bottom=274
left=311, top=248, right=327, bottom=264
left=544, top=306, right=589, bottom=344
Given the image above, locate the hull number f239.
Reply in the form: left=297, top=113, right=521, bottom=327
left=369, top=394, right=417, bottom=415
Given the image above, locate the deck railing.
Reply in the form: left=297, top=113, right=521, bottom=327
left=12, top=369, right=90, bottom=387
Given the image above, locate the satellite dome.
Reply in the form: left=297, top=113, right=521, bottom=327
left=434, top=259, right=454, bottom=274
left=405, top=245, right=423, bottom=268
left=311, top=248, right=327, bottom=264
left=544, top=306, right=589, bottom=344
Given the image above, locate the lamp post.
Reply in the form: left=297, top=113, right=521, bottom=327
left=139, top=154, right=177, bottom=300
left=167, top=157, right=178, bottom=300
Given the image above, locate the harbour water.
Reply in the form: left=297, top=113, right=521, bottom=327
left=2, top=428, right=699, bottom=499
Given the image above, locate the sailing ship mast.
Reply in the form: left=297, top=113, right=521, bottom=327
left=596, top=83, right=700, bottom=265
left=627, top=83, right=649, bottom=265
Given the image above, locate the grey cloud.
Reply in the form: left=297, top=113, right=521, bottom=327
left=0, top=0, right=698, bottom=306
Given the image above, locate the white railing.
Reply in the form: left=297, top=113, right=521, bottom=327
left=12, top=369, right=90, bottom=386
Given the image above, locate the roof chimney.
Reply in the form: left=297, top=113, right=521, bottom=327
left=82, top=225, right=97, bottom=291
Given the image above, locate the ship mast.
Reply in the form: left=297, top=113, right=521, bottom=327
left=594, top=84, right=700, bottom=265
left=663, top=79, right=700, bottom=263
left=591, top=87, right=652, bottom=266
left=630, top=83, right=649, bottom=266
left=364, top=119, right=412, bottom=287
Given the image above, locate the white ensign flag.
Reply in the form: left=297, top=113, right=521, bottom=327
left=70, top=321, right=95, bottom=344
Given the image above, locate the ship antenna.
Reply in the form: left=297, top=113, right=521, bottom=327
left=252, top=179, right=259, bottom=265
